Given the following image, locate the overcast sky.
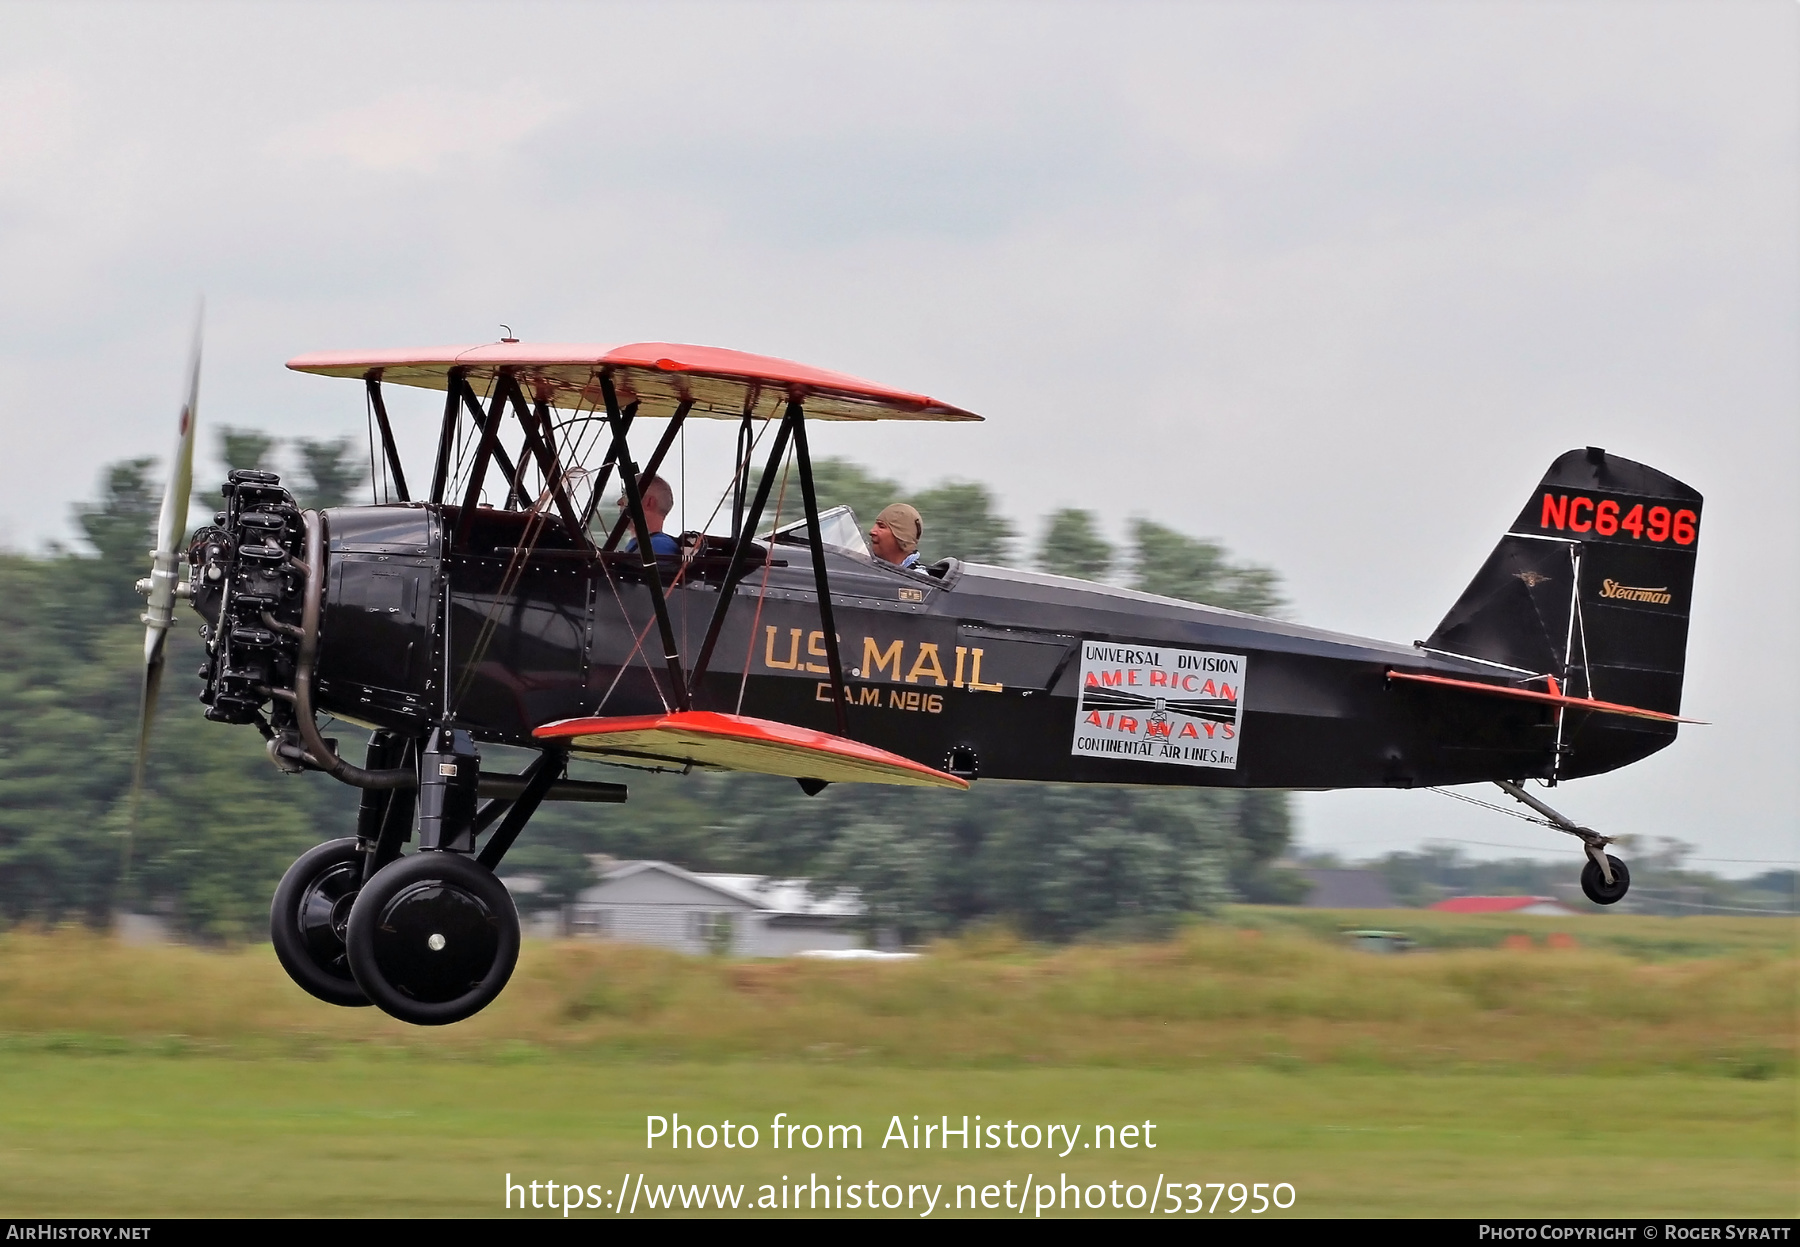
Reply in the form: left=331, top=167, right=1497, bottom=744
left=2, top=1, right=1794, bottom=877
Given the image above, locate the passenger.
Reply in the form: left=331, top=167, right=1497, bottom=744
left=619, top=474, right=680, bottom=557
left=869, top=502, right=923, bottom=569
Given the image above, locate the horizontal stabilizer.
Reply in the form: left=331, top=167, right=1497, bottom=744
left=532, top=710, right=970, bottom=789
left=1387, top=669, right=1706, bottom=725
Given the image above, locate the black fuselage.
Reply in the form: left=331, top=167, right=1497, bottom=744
left=315, top=504, right=1675, bottom=790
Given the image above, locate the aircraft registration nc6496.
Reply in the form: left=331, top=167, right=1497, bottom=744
left=134, top=337, right=1704, bottom=1025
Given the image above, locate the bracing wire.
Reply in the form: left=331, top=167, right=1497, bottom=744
left=1425, top=785, right=1559, bottom=829
left=448, top=487, right=554, bottom=714
left=590, top=407, right=778, bottom=716
left=447, top=386, right=592, bottom=714
left=736, top=447, right=793, bottom=716
left=592, top=559, right=672, bottom=714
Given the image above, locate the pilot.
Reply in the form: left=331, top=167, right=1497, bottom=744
left=869, top=502, right=923, bottom=570
left=619, top=474, right=680, bottom=558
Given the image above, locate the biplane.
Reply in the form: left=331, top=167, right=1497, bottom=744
left=135, top=338, right=1703, bottom=1025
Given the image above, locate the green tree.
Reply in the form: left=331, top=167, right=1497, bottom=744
left=1226, top=789, right=1307, bottom=903
left=0, top=557, right=137, bottom=923
left=814, top=819, right=955, bottom=946
left=973, top=785, right=1230, bottom=940
left=790, top=458, right=902, bottom=532
left=294, top=436, right=367, bottom=510
left=74, top=459, right=160, bottom=568
left=218, top=427, right=278, bottom=477
left=1036, top=508, right=1113, bottom=581
left=1129, top=520, right=1285, bottom=616
left=65, top=459, right=160, bottom=622
left=123, top=673, right=338, bottom=937
left=912, top=480, right=1015, bottom=565
left=710, top=780, right=1231, bottom=943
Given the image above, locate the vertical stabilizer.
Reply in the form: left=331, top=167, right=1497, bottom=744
left=1425, top=448, right=1702, bottom=775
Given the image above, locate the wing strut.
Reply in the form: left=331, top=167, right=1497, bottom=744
left=429, top=367, right=465, bottom=504
left=454, top=374, right=514, bottom=547
left=599, top=369, right=689, bottom=711
left=732, top=410, right=754, bottom=541
left=363, top=374, right=410, bottom=502
left=687, top=402, right=798, bottom=693
left=791, top=405, right=849, bottom=735
left=455, top=378, right=526, bottom=517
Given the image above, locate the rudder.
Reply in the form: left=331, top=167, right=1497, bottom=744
left=1424, top=447, right=1703, bottom=775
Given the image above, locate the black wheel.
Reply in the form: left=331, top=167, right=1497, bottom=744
left=344, top=851, right=519, bottom=1026
left=1580, top=853, right=1631, bottom=905
left=270, top=837, right=371, bottom=1007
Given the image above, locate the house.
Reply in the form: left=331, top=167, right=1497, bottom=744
left=566, top=859, right=865, bottom=957
left=1429, top=896, right=1582, bottom=916
left=1299, top=868, right=1398, bottom=909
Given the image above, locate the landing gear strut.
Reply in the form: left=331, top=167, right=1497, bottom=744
left=1495, top=780, right=1631, bottom=906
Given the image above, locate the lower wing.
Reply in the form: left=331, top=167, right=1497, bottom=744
left=532, top=710, right=969, bottom=789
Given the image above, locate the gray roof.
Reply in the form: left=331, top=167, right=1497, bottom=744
left=583, top=859, right=861, bottom=917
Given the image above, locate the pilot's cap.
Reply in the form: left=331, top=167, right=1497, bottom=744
left=876, top=503, right=922, bottom=553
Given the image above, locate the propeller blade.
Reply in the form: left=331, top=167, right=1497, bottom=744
left=126, top=646, right=166, bottom=878
left=142, top=312, right=201, bottom=667
left=130, top=309, right=202, bottom=877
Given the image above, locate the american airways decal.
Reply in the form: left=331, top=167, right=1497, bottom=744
left=1073, top=643, right=1246, bottom=770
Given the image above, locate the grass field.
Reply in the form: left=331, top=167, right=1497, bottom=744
left=0, top=1057, right=1790, bottom=1217
left=0, top=914, right=1792, bottom=1217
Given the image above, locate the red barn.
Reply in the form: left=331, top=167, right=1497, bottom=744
left=1430, top=896, right=1582, bottom=916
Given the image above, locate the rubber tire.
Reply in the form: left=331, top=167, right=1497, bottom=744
left=270, top=837, right=371, bottom=1007
left=1580, top=853, right=1631, bottom=905
left=344, top=851, right=520, bottom=1026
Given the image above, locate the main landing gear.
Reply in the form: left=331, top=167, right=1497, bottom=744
left=1494, top=780, right=1631, bottom=906
left=269, top=728, right=562, bottom=1026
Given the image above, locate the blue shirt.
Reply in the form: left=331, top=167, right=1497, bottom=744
left=624, top=532, right=680, bottom=557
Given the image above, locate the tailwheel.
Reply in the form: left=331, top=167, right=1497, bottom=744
left=1580, top=852, right=1631, bottom=905
left=270, top=837, right=371, bottom=1007
left=344, top=851, right=520, bottom=1026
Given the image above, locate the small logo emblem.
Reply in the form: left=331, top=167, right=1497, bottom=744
left=898, top=587, right=924, bottom=602
left=1515, top=570, right=1553, bottom=588
left=438, top=762, right=458, bottom=776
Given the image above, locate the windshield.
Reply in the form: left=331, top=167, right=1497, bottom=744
left=763, top=505, right=872, bottom=560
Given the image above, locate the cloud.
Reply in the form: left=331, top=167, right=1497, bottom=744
left=275, top=86, right=567, bottom=174
left=0, top=66, right=82, bottom=177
